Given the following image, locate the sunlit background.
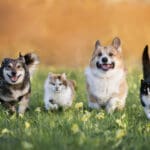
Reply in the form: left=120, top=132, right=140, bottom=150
left=0, top=0, right=150, bottom=67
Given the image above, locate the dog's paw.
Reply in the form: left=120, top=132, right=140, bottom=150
left=88, top=101, right=100, bottom=109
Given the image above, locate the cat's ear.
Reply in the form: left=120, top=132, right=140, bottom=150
left=48, top=72, right=53, bottom=79
left=61, top=73, right=66, bottom=80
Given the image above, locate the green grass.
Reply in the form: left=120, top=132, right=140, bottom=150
left=0, top=67, right=150, bottom=150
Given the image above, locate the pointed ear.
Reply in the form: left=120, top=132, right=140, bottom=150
left=1, top=58, right=9, bottom=67
left=61, top=73, right=66, bottom=80
left=112, top=37, right=121, bottom=52
left=19, top=52, right=23, bottom=58
left=141, top=79, right=144, bottom=84
left=95, top=40, right=101, bottom=49
left=48, top=72, right=53, bottom=77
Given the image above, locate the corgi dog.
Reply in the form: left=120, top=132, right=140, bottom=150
left=44, top=73, right=75, bottom=110
left=85, top=37, right=128, bottom=113
left=0, top=53, right=39, bottom=114
left=140, top=45, right=150, bottom=119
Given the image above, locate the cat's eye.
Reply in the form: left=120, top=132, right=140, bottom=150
left=98, top=52, right=102, bottom=57
left=109, top=53, right=113, bottom=57
left=50, top=82, right=55, bottom=86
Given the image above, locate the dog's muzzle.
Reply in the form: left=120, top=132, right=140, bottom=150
left=96, top=61, right=115, bottom=71
left=7, top=74, right=21, bottom=82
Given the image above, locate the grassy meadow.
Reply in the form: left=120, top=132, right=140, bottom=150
left=0, top=67, right=149, bottom=150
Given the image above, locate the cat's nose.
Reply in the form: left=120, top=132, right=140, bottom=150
left=56, top=87, right=59, bottom=91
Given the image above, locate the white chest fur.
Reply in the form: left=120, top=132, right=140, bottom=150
left=52, top=88, right=72, bottom=106
left=11, top=84, right=30, bottom=100
left=85, top=67, right=124, bottom=104
left=142, top=95, right=150, bottom=106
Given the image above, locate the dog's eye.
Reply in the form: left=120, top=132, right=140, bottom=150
left=59, top=83, right=62, bottom=86
left=98, top=52, right=102, bottom=57
left=7, top=65, right=11, bottom=69
left=109, top=53, right=114, bottom=56
left=17, top=65, right=21, bottom=69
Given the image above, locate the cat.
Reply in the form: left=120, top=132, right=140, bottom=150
left=44, top=73, right=75, bottom=110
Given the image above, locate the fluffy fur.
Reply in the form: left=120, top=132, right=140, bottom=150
left=0, top=53, right=39, bottom=114
left=44, top=73, right=75, bottom=110
left=85, top=37, right=128, bottom=113
left=140, top=45, right=150, bottom=119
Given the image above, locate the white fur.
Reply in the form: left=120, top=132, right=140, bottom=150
left=85, top=66, right=127, bottom=112
left=142, top=94, right=150, bottom=119
left=44, top=77, right=73, bottom=110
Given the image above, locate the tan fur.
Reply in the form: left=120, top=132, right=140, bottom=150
left=85, top=37, right=128, bottom=113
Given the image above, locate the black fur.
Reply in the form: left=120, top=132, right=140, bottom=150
left=140, top=45, right=150, bottom=107
left=140, top=80, right=150, bottom=107
left=142, top=45, right=150, bottom=81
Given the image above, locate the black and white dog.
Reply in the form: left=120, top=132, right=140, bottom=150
left=140, top=45, right=150, bottom=119
left=0, top=53, right=39, bottom=114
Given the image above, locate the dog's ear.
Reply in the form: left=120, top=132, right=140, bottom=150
left=95, top=40, right=101, bottom=49
left=112, top=37, right=122, bottom=52
left=24, top=53, right=39, bottom=76
left=19, top=52, right=23, bottom=58
left=141, top=79, right=144, bottom=85
left=1, top=58, right=9, bottom=67
left=19, top=53, right=25, bottom=63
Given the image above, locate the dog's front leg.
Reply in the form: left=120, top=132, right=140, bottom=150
left=106, top=96, right=126, bottom=114
left=106, top=97, right=120, bottom=114
left=88, top=94, right=100, bottom=109
left=18, top=94, right=30, bottom=114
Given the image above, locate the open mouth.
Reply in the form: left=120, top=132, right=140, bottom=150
left=96, top=62, right=115, bottom=71
left=7, top=74, right=21, bottom=82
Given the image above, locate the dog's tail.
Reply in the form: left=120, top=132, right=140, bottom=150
left=21, top=53, right=39, bottom=76
left=142, top=45, right=150, bottom=80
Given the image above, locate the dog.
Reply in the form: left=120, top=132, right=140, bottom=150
left=0, top=53, right=39, bottom=114
left=85, top=37, right=128, bottom=113
left=44, top=73, right=75, bottom=110
left=140, top=45, right=150, bottom=119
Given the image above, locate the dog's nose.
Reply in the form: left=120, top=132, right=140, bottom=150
left=102, top=57, right=108, bottom=63
left=12, top=71, right=17, bottom=76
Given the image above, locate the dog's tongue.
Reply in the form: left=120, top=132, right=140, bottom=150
left=11, top=76, right=18, bottom=82
left=101, top=64, right=112, bottom=70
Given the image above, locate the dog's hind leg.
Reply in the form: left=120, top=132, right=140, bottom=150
left=18, top=94, right=30, bottom=114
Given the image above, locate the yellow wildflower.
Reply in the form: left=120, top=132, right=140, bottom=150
left=71, top=124, right=80, bottom=134
left=81, top=111, right=91, bottom=122
left=25, top=122, right=30, bottom=129
left=75, top=102, right=83, bottom=109
left=116, top=129, right=126, bottom=139
left=22, top=141, right=33, bottom=149
left=35, top=107, right=41, bottom=113
left=95, top=112, right=105, bottom=120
